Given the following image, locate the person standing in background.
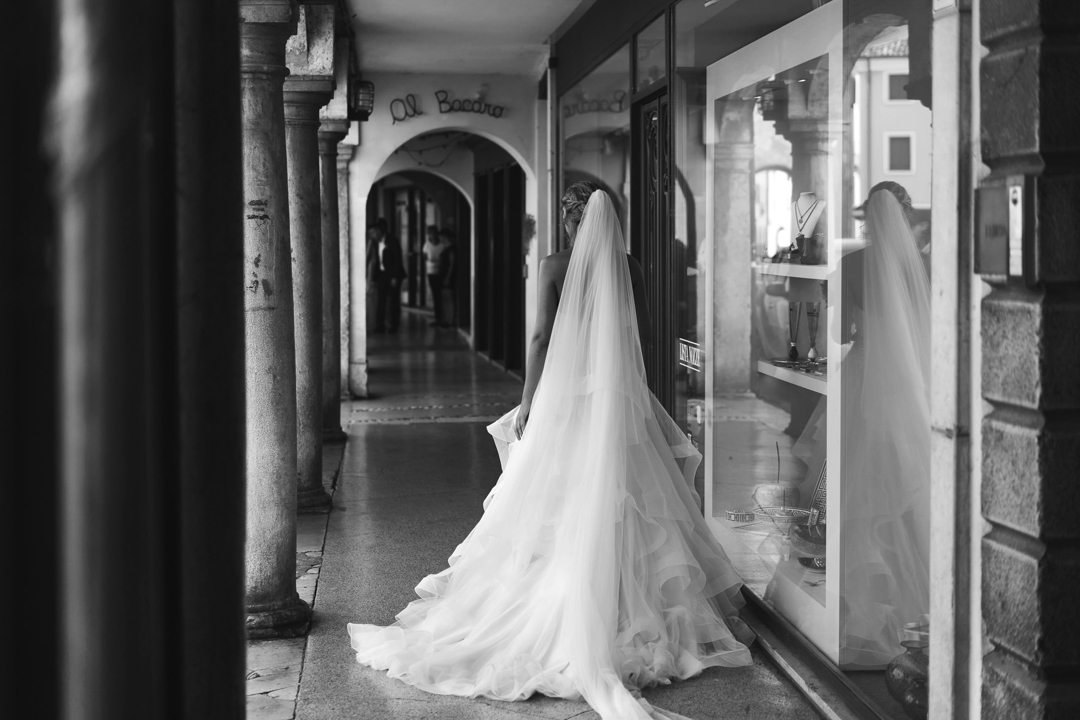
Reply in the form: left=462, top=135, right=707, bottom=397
left=423, top=225, right=455, bottom=328
left=367, top=218, right=406, bottom=333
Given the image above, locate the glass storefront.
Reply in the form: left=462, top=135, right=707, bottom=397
left=560, top=0, right=937, bottom=715
left=672, top=0, right=933, bottom=705
left=559, top=45, right=632, bottom=249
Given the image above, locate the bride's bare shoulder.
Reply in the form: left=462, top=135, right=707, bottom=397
left=540, top=249, right=573, bottom=278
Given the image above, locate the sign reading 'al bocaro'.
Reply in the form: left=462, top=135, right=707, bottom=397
left=389, top=90, right=508, bottom=124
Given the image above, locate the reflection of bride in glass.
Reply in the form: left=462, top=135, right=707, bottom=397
left=841, top=182, right=931, bottom=667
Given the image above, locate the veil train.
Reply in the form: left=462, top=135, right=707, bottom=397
left=348, top=190, right=753, bottom=719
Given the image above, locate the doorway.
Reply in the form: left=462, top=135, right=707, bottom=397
left=632, top=91, right=676, bottom=413
left=366, top=171, right=471, bottom=332
left=474, top=155, right=526, bottom=375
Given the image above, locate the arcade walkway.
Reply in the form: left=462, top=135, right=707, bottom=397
left=289, top=310, right=822, bottom=720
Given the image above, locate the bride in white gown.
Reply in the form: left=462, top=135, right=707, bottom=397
left=348, top=183, right=754, bottom=719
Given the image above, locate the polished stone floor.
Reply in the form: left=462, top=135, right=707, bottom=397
left=271, top=310, right=822, bottom=720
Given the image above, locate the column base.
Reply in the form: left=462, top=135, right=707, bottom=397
left=297, top=483, right=332, bottom=511
left=246, top=594, right=312, bottom=639
left=323, top=426, right=348, bottom=443
left=349, top=360, right=369, bottom=398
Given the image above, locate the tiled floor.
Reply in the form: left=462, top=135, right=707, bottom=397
left=246, top=442, right=346, bottom=720
left=256, top=309, right=823, bottom=720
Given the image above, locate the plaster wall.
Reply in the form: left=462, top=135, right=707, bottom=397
left=374, top=148, right=475, bottom=207
left=348, top=72, right=547, bottom=390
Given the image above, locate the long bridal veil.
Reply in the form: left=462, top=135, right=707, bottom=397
left=348, top=190, right=753, bottom=719
left=840, top=188, right=932, bottom=667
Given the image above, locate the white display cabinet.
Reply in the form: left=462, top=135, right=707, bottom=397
left=702, top=1, right=845, bottom=663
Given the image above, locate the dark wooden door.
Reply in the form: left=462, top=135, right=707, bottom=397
left=473, top=163, right=525, bottom=372
left=454, top=193, right=471, bottom=332
left=633, top=92, right=675, bottom=412
left=474, top=177, right=490, bottom=352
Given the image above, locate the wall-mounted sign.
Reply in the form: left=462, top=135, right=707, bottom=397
left=388, top=90, right=508, bottom=123
left=389, top=94, right=423, bottom=124
left=435, top=90, right=506, bottom=118
left=678, top=338, right=703, bottom=373
left=974, top=183, right=1030, bottom=278
left=562, top=91, right=627, bottom=119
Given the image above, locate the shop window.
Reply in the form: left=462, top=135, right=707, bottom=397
left=887, top=133, right=914, bottom=172
left=635, top=15, right=667, bottom=93
left=672, top=0, right=934, bottom=717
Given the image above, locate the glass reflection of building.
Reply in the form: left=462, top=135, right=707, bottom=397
left=559, top=46, right=632, bottom=248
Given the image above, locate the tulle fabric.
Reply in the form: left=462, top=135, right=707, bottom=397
left=348, top=190, right=753, bottom=718
left=840, top=190, right=931, bottom=667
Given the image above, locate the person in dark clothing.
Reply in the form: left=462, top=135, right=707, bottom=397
left=366, top=218, right=406, bottom=333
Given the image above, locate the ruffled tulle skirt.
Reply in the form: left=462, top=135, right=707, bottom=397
left=348, top=392, right=753, bottom=719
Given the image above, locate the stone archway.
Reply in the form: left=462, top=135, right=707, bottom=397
left=348, top=127, right=534, bottom=397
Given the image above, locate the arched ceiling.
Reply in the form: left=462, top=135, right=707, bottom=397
left=344, top=0, right=595, bottom=76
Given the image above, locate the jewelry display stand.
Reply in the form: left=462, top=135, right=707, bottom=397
left=789, top=192, right=825, bottom=262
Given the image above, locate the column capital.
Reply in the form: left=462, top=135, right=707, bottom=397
left=336, top=142, right=355, bottom=170
left=240, top=1, right=297, bottom=79
left=283, top=77, right=334, bottom=125
left=318, top=119, right=349, bottom=152
left=784, top=120, right=831, bottom=155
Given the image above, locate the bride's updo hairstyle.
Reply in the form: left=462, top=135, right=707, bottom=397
left=561, top=181, right=601, bottom=245
left=868, top=180, right=913, bottom=223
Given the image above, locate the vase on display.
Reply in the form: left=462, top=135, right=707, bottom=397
left=752, top=482, right=800, bottom=509
left=885, top=639, right=929, bottom=720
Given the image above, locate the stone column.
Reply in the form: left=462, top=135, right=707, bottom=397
left=338, top=141, right=357, bottom=399
left=240, top=0, right=310, bottom=637
left=979, top=1, right=1080, bottom=718
left=346, top=156, right=371, bottom=399
left=711, top=97, right=756, bottom=394
left=284, top=2, right=336, bottom=510
left=284, top=82, right=334, bottom=510
left=319, top=120, right=349, bottom=441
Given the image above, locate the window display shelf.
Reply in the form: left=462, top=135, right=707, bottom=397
left=752, top=261, right=829, bottom=281
left=756, top=360, right=827, bottom=395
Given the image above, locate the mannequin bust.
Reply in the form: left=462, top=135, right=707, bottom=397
left=790, top=192, right=826, bottom=255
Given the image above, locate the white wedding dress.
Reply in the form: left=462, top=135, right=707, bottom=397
left=839, top=190, right=932, bottom=667
left=348, top=190, right=753, bottom=719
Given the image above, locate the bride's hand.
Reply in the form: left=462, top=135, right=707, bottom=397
left=514, top=402, right=530, bottom=440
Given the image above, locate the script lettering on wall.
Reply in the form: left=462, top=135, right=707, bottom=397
left=435, top=90, right=506, bottom=118
left=562, top=91, right=627, bottom=119
left=389, top=94, right=423, bottom=124
left=388, top=90, right=510, bottom=123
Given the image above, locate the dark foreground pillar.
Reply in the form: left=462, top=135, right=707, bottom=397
left=240, top=0, right=311, bottom=637
left=46, top=0, right=249, bottom=716
left=6, top=1, right=60, bottom=715
left=175, top=0, right=248, bottom=713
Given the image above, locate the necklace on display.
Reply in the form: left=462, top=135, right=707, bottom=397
left=795, top=197, right=820, bottom=232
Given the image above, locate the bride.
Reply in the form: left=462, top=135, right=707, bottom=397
left=348, top=183, right=754, bottom=719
